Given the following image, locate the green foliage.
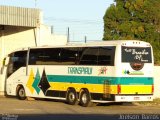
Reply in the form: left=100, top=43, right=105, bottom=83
left=103, top=0, right=160, bottom=64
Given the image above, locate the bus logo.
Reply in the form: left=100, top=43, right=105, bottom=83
left=123, top=70, right=144, bottom=75
left=98, top=67, right=107, bottom=75
left=68, top=67, right=92, bottom=75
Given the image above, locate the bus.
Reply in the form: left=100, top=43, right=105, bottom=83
left=4, top=40, right=154, bottom=107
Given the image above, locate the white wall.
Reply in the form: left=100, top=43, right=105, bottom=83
left=0, top=25, right=67, bottom=58
left=153, top=66, right=160, bottom=98
left=38, top=25, right=67, bottom=46
left=1, top=26, right=36, bottom=58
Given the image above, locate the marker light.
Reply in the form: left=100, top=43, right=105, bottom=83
left=152, top=84, right=154, bottom=94
left=117, top=84, right=121, bottom=94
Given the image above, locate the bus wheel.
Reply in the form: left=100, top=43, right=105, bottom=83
left=17, top=86, right=26, bottom=100
left=79, top=90, right=92, bottom=107
left=66, top=89, right=78, bottom=105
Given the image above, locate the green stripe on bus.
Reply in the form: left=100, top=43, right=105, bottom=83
left=47, top=75, right=153, bottom=85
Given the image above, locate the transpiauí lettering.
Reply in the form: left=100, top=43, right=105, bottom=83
left=68, top=67, right=92, bottom=75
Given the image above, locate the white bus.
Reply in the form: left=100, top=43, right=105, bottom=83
left=4, top=40, right=154, bottom=107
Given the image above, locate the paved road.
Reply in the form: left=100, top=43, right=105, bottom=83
left=0, top=97, right=160, bottom=120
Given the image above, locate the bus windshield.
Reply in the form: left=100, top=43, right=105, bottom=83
left=121, top=46, right=152, bottom=63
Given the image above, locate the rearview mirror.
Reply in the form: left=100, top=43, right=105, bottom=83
left=3, top=57, right=9, bottom=66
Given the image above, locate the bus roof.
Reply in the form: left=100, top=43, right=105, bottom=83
left=12, top=40, right=151, bottom=52
left=67, top=40, right=150, bottom=46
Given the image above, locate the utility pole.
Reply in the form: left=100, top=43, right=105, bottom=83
left=51, top=25, right=54, bottom=34
left=67, top=27, right=70, bottom=43
left=35, top=0, right=37, bottom=8
left=84, top=36, right=87, bottom=43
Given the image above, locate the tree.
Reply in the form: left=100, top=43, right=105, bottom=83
left=103, top=0, right=160, bottom=64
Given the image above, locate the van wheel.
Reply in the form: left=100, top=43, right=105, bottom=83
left=79, top=90, right=92, bottom=107
left=17, top=86, right=26, bottom=100
left=66, top=89, right=78, bottom=105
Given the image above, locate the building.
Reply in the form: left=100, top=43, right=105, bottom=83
left=0, top=5, right=67, bottom=95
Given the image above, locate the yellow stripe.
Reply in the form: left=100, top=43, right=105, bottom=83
left=121, top=85, right=152, bottom=94
left=48, top=82, right=152, bottom=94
left=26, top=69, right=35, bottom=94
left=49, top=82, right=117, bottom=94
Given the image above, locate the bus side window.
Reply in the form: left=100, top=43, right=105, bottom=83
left=7, top=51, right=27, bottom=77
left=98, top=46, right=116, bottom=66
left=79, top=47, right=98, bottom=65
left=43, top=48, right=61, bottom=65
left=29, top=48, right=61, bottom=65
left=29, top=49, right=44, bottom=65
left=60, top=48, right=79, bottom=65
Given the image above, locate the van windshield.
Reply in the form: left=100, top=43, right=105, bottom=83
left=121, top=46, right=152, bottom=63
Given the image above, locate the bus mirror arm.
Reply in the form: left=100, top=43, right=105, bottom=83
left=0, top=66, right=4, bottom=74
left=0, top=57, right=9, bottom=74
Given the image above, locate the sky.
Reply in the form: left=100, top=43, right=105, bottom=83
left=0, top=0, right=114, bottom=42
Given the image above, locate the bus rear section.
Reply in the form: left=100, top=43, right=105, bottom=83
left=113, top=41, right=154, bottom=102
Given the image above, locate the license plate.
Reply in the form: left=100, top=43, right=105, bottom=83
left=134, top=97, right=140, bottom=100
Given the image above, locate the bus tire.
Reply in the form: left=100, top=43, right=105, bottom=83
left=79, top=90, right=92, bottom=107
left=66, top=88, right=78, bottom=105
left=17, top=86, right=26, bottom=100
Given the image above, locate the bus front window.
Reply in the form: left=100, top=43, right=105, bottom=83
left=7, top=51, right=27, bottom=77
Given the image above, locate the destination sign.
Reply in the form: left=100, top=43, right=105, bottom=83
left=122, top=46, right=152, bottom=63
